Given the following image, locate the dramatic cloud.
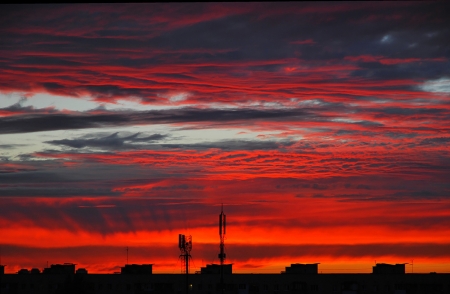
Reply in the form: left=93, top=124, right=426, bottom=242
left=0, top=107, right=320, bottom=134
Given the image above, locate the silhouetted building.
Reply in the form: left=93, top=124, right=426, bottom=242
left=17, top=269, right=30, bottom=275
left=372, top=263, right=405, bottom=274
left=340, top=280, right=359, bottom=293
left=121, top=264, right=153, bottom=274
left=76, top=268, right=88, bottom=274
left=1, top=271, right=449, bottom=294
left=282, top=263, right=319, bottom=274
left=200, top=264, right=232, bottom=274
left=0, top=265, right=5, bottom=275
left=42, top=263, right=75, bottom=274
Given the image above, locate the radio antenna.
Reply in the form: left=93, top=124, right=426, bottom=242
left=219, top=204, right=226, bottom=294
left=179, top=234, right=192, bottom=294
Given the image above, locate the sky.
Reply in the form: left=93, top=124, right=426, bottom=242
left=0, top=3, right=450, bottom=274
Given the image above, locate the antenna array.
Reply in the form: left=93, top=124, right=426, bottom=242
left=178, top=234, right=192, bottom=294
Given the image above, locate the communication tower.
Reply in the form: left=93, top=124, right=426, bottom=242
left=178, top=234, right=192, bottom=294
left=219, top=204, right=226, bottom=293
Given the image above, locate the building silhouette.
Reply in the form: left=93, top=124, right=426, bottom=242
left=1, top=262, right=449, bottom=294
left=42, top=263, right=75, bottom=275
left=282, top=264, right=319, bottom=274
left=121, top=265, right=153, bottom=275
left=200, top=264, right=232, bottom=275
left=1, top=209, right=449, bottom=293
left=372, top=263, right=406, bottom=274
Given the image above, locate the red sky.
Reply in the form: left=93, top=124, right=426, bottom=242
left=0, top=3, right=450, bottom=274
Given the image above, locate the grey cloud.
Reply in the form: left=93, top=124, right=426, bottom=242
left=45, top=132, right=168, bottom=150
left=159, top=139, right=295, bottom=151
left=46, top=134, right=296, bottom=151
left=312, top=184, right=328, bottom=190
left=350, top=61, right=450, bottom=81
left=0, top=97, right=57, bottom=114
left=0, top=108, right=319, bottom=134
left=0, top=144, right=27, bottom=149
left=0, top=187, right=119, bottom=197
left=373, top=107, right=447, bottom=116
left=312, top=193, right=325, bottom=198
left=151, top=184, right=203, bottom=191
left=0, top=171, right=65, bottom=183
left=420, top=137, right=450, bottom=146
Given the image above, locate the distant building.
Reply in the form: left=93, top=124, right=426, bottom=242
left=372, top=263, right=406, bottom=274
left=121, top=264, right=153, bottom=274
left=76, top=268, right=88, bottom=274
left=2, top=271, right=449, bottom=294
left=17, top=269, right=30, bottom=274
left=0, top=265, right=4, bottom=275
left=282, top=263, right=319, bottom=274
left=200, top=264, right=232, bottom=274
left=42, top=263, right=75, bottom=274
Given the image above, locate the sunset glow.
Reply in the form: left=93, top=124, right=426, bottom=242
left=0, top=3, right=449, bottom=274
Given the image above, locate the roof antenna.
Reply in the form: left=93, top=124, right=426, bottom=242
left=178, top=234, right=192, bottom=294
left=219, top=203, right=226, bottom=294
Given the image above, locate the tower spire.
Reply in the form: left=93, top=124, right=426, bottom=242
left=219, top=204, right=226, bottom=293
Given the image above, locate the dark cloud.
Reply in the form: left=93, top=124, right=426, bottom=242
left=0, top=144, right=27, bottom=149
left=0, top=197, right=277, bottom=235
left=0, top=197, right=201, bottom=234
left=0, top=187, right=119, bottom=197
left=44, top=131, right=295, bottom=151
left=312, top=184, right=329, bottom=190
left=420, top=137, right=450, bottom=146
left=46, top=132, right=168, bottom=150
left=159, top=139, right=295, bottom=151
left=0, top=108, right=319, bottom=134
left=227, top=243, right=450, bottom=260
left=372, top=107, right=447, bottom=116
left=0, top=97, right=57, bottom=115
left=350, top=60, right=450, bottom=81
left=0, top=170, right=65, bottom=183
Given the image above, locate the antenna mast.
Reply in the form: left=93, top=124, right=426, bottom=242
left=219, top=204, right=226, bottom=294
left=179, top=234, right=192, bottom=294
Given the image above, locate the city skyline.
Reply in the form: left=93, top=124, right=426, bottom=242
left=0, top=3, right=450, bottom=274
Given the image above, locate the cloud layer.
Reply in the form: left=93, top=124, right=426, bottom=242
left=1, top=3, right=450, bottom=273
